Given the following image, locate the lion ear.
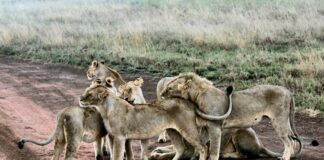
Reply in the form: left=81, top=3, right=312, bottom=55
left=134, top=77, right=144, bottom=86
left=179, top=79, right=191, bottom=90
left=92, top=60, right=98, bottom=68
left=105, top=77, right=115, bottom=87
left=177, top=83, right=184, bottom=90
left=177, top=81, right=188, bottom=90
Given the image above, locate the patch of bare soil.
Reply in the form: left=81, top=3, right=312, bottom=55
left=0, top=55, right=323, bottom=160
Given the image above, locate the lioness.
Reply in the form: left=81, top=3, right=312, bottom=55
left=151, top=127, right=282, bottom=159
left=17, top=107, right=107, bottom=160
left=116, top=77, right=150, bottom=160
left=155, top=77, right=175, bottom=143
left=87, top=60, right=126, bottom=88
left=16, top=77, right=123, bottom=160
left=79, top=83, right=211, bottom=160
left=161, top=72, right=302, bottom=160
left=118, top=77, right=146, bottom=104
left=87, top=60, right=167, bottom=147
left=153, top=76, right=282, bottom=159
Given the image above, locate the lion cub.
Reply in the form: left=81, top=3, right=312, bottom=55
left=79, top=82, right=208, bottom=160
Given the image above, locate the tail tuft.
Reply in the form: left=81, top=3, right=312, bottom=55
left=226, top=86, right=233, bottom=95
left=17, top=140, right=25, bottom=149
left=311, top=140, right=319, bottom=146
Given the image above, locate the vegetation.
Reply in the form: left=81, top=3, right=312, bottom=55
left=0, top=0, right=323, bottom=111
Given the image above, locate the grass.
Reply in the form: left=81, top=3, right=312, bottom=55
left=0, top=0, right=323, bottom=111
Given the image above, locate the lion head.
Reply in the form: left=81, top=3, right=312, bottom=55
left=87, top=60, right=103, bottom=81
left=86, top=60, right=126, bottom=88
left=79, top=83, right=109, bottom=107
left=161, top=72, right=213, bottom=100
left=90, top=76, right=118, bottom=95
left=118, top=77, right=144, bottom=104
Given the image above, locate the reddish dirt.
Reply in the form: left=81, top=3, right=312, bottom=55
left=0, top=55, right=323, bottom=160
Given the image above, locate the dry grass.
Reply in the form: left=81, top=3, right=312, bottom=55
left=0, top=0, right=323, bottom=111
left=1, top=0, right=323, bottom=51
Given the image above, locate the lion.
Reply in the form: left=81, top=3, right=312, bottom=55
left=150, top=127, right=282, bottom=159
left=79, top=82, right=210, bottom=160
left=118, top=77, right=146, bottom=104
left=117, top=77, right=151, bottom=159
left=17, top=106, right=107, bottom=160
left=87, top=60, right=167, bottom=147
left=155, top=77, right=175, bottom=143
left=92, top=77, right=139, bottom=160
left=87, top=60, right=126, bottom=88
left=120, top=77, right=279, bottom=160
left=153, top=76, right=283, bottom=159
left=161, top=72, right=302, bottom=160
left=16, top=77, right=123, bottom=160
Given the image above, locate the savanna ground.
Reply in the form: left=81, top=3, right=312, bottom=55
left=0, top=0, right=323, bottom=159
left=0, top=54, right=323, bottom=160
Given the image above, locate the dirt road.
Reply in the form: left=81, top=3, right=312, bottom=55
left=0, top=55, right=323, bottom=160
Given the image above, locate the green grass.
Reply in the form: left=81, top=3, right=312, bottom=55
left=0, top=0, right=323, bottom=111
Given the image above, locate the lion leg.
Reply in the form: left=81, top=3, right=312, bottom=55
left=208, top=124, right=222, bottom=160
left=166, top=129, right=186, bottom=160
left=236, top=128, right=282, bottom=158
left=102, top=136, right=109, bottom=156
left=157, top=131, right=168, bottom=143
left=222, top=152, right=243, bottom=159
left=94, top=138, right=104, bottom=160
left=279, top=135, right=293, bottom=160
left=125, top=139, right=134, bottom=160
left=108, top=134, right=114, bottom=157
left=272, top=116, right=293, bottom=160
left=64, top=134, right=82, bottom=160
left=51, top=139, right=65, bottom=160
left=140, top=139, right=149, bottom=160
left=151, top=145, right=176, bottom=160
left=151, top=145, right=174, bottom=154
left=63, top=116, right=83, bottom=160
left=221, top=136, right=244, bottom=159
left=112, top=137, right=126, bottom=160
left=176, top=128, right=207, bottom=160
left=150, top=145, right=177, bottom=160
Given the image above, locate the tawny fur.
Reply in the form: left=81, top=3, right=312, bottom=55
left=152, top=76, right=281, bottom=159
left=151, top=127, right=282, bottom=159
left=79, top=84, right=208, bottom=160
left=116, top=77, right=151, bottom=160
left=155, top=77, right=176, bottom=143
left=161, top=72, right=302, bottom=160
left=88, top=61, right=148, bottom=160
left=87, top=60, right=126, bottom=87
left=18, top=107, right=107, bottom=160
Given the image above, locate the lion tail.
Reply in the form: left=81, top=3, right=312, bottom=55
left=289, top=96, right=303, bottom=157
left=195, top=86, right=233, bottom=120
left=17, top=111, right=64, bottom=149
